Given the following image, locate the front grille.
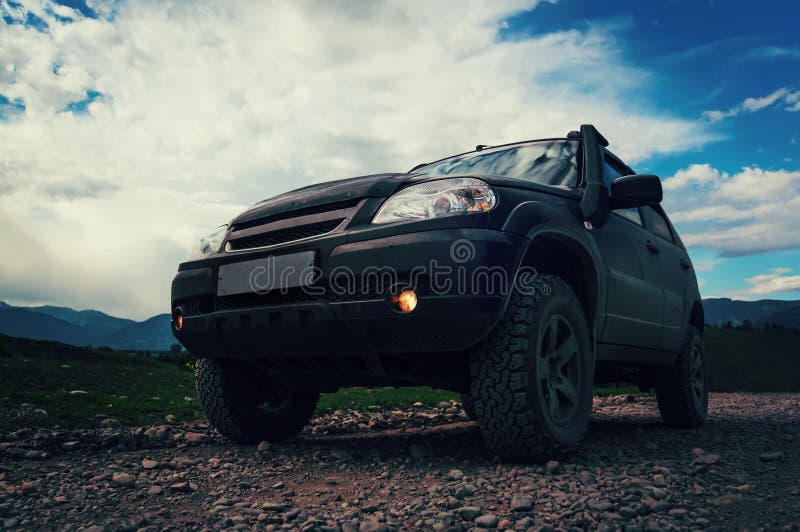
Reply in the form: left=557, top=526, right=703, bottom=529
left=226, top=219, right=343, bottom=251
left=231, top=198, right=361, bottom=231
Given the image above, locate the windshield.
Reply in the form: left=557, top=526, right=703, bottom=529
left=413, top=139, right=580, bottom=188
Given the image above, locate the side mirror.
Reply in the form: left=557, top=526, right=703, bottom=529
left=610, top=174, right=663, bottom=209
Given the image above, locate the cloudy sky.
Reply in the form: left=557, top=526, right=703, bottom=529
left=1, top=0, right=798, bottom=320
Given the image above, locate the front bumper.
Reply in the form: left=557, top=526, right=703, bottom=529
left=171, top=227, right=525, bottom=357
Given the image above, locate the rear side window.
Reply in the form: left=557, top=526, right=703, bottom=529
left=644, top=207, right=674, bottom=242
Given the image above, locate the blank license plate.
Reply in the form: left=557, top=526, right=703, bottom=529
left=216, top=251, right=316, bottom=296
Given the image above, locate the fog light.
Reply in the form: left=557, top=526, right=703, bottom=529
left=391, top=289, right=418, bottom=313
left=173, top=308, right=183, bottom=330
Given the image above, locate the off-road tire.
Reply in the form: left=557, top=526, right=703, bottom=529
left=655, top=326, right=708, bottom=428
left=460, top=393, right=478, bottom=421
left=470, top=275, right=594, bottom=463
left=195, top=358, right=319, bottom=444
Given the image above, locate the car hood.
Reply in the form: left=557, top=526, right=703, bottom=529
left=232, top=173, right=410, bottom=225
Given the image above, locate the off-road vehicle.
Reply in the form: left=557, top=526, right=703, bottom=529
left=171, top=124, right=707, bottom=462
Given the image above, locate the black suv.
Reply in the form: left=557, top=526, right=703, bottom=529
left=171, top=125, right=707, bottom=462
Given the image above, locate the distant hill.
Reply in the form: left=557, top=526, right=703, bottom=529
left=0, top=308, right=88, bottom=346
left=31, top=305, right=135, bottom=332
left=0, top=301, right=174, bottom=351
left=702, top=298, right=800, bottom=329
left=96, top=314, right=173, bottom=351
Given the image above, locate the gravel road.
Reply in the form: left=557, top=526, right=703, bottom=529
left=1, top=393, right=798, bottom=531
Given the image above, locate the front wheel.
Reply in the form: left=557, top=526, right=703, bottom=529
left=470, top=275, right=594, bottom=463
left=655, top=326, right=708, bottom=428
left=195, top=358, right=319, bottom=444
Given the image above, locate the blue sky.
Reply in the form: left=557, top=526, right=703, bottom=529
left=506, top=0, right=800, bottom=299
left=0, top=0, right=798, bottom=318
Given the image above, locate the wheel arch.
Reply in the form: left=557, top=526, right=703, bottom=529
left=690, top=300, right=705, bottom=337
left=519, top=228, right=605, bottom=342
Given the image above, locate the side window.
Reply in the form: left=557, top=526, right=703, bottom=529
left=614, top=208, right=643, bottom=225
left=644, top=207, right=674, bottom=242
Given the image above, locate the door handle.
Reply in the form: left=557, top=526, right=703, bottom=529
left=680, top=258, right=691, bottom=271
left=646, top=240, right=660, bottom=254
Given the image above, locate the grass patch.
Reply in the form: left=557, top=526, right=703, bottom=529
left=0, top=336, right=201, bottom=431
left=317, top=387, right=458, bottom=412
left=704, top=327, right=800, bottom=392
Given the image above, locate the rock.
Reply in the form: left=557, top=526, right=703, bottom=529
left=257, top=441, right=271, bottom=453
left=645, top=486, right=668, bottom=500
left=588, top=500, right=614, bottom=512
left=141, top=459, right=159, bottom=470
left=510, top=493, right=533, bottom=512
left=619, top=507, right=638, bottom=519
left=475, top=514, right=499, bottom=528
left=694, top=453, right=720, bottom=465
left=184, top=432, right=209, bottom=444
left=447, top=469, right=465, bottom=481
left=668, top=508, right=689, bottom=518
left=759, top=451, right=783, bottom=462
left=112, top=472, right=136, bottom=487
left=62, top=441, right=80, bottom=451
left=148, top=486, right=163, bottom=496
left=68, top=390, right=88, bottom=396
left=457, top=506, right=482, bottom=521
left=4, top=519, right=20, bottom=529
left=170, top=482, right=195, bottom=492
left=165, top=414, right=177, bottom=422
left=360, top=518, right=394, bottom=532
left=545, top=460, right=560, bottom=474
left=455, top=484, right=475, bottom=499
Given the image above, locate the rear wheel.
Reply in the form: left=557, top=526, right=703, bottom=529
left=470, top=275, right=594, bottom=463
left=655, top=326, right=708, bottom=428
left=195, top=358, right=319, bottom=444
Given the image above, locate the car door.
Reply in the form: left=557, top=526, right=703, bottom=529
left=590, top=154, right=665, bottom=349
left=642, top=206, right=689, bottom=352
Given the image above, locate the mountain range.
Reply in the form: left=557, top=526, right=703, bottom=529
left=0, top=301, right=173, bottom=352
left=0, top=297, right=797, bottom=352
left=702, top=298, right=800, bottom=329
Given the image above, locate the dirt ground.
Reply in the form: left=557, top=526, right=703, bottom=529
left=1, top=393, right=798, bottom=531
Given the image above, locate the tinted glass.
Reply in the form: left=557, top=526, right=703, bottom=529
left=644, top=207, right=673, bottom=242
left=614, top=208, right=643, bottom=225
left=414, top=140, right=579, bottom=187
left=603, top=156, right=628, bottom=189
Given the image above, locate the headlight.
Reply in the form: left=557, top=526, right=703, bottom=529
left=188, top=224, right=228, bottom=259
left=372, top=178, right=497, bottom=224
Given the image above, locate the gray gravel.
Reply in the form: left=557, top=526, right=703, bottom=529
left=1, top=393, right=798, bottom=531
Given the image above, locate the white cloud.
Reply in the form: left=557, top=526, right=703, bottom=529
left=703, top=87, right=800, bottom=121
left=745, top=268, right=800, bottom=295
left=664, top=164, right=800, bottom=256
left=0, top=0, right=714, bottom=319
left=661, top=163, right=720, bottom=191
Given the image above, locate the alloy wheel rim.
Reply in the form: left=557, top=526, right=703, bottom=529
left=689, top=345, right=705, bottom=408
left=537, top=314, right=581, bottom=425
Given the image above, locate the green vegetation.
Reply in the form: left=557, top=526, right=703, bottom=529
left=0, top=335, right=201, bottom=431
left=704, top=326, right=800, bottom=392
left=317, top=386, right=457, bottom=412
left=1, top=326, right=796, bottom=431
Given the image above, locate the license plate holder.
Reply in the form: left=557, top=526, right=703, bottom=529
left=216, top=251, right=316, bottom=296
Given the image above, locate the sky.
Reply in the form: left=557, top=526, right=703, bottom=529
left=0, top=0, right=798, bottom=320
